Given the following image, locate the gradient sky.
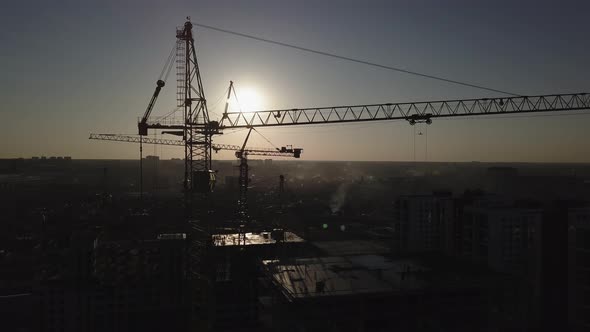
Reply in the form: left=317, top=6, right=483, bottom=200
left=1, top=0, right=589, bottom=162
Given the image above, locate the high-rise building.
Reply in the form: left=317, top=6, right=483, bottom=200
left=568, top=207, right=590, bottom=331
left=37, top=232, right=188, bottom=332
left=462, top=205, right=542, bottom=274
left=462, top=204, right=544, bottom=328
left=197, top=230, right=305, bottom=331
left=393, top=192, right=453, bottom=253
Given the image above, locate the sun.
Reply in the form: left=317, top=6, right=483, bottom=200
left=236, top=87, right=264, bottom=112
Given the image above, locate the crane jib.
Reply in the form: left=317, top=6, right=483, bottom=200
left=218, top=93, right=590, bottom=128
left=88, top=134, right=302, bottom=158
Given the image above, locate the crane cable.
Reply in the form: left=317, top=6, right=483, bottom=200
left=148, top=45, right=183, bottom=122
left=413, top=126, right=416, bottom=162
left=234, top=91, right=280, bottom=150
left=230, top=84, right=279, bottom=150
left=152, top=106, right=182, bottom=122
left=425, top=124, right=428, bottom=162
left=252, top=127, right=281, bottom=151
left=231, top=83, right=280, bottom=149
left=231, top=85, right=245, bottom=114
left=208, top=85, right=231, bottom=115
left=158, top=43, right=177, bottom=82
left=192, top=22, right=520, bottom=97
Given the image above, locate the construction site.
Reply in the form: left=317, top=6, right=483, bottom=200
left=80, top=18, right=590, bottom=331
left=2, top=8, right=590, bottom=332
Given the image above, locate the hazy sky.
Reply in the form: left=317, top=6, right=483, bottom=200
left=1, top=0, right=589, bottom=162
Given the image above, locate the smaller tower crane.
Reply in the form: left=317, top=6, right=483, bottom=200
left=231, top=129, right=302, bottom=219
left=218, top=81, right=303, bottom=221
left=88, top=132, right=303, bottom=202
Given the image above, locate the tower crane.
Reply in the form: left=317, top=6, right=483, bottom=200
left=88, top=19, right=590, bottom=326
left=90, top=130, right=301, bottom=249
left=88, top=132, right=302, bottom=200
left=92, top=18, right=590, bottom=200
left=232, top=128, right=302, bottom=219
left=89, top=133, right=301, bottom=158
left=90, top=17, right=590, bottom=233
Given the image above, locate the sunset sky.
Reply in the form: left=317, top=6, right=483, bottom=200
left=1, top=0, right=589, bottom=162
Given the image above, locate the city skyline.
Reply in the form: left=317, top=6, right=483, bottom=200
left=1, top=3, right=588, bottom=329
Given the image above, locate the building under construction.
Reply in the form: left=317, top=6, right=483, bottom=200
left=191, top=229, right=306, bottom=331
left=260, top=253, right=499, bottom=332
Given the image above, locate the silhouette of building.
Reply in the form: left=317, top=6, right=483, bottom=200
left=461, top=204, right=544, bottom=328
left=260, top=254, right=492, bottom=331
left=37, top=232, right=188, bottom=332
left=393, top=192, right=454, bottom=253
left=568, top=207, right=590, bottom=331
left=193, top=230, right=306, bottom=331
left=462, top=205, right=542, bottom=274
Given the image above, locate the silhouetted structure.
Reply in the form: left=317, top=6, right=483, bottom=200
left=568, top=206, right=590, bottom=331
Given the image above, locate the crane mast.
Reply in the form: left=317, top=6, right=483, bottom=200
left=235, top=128, right=254, bottom=221
left=176, top=20, right=220, bottom=194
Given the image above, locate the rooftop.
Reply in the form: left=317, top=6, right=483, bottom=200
left=312, top=240, right=389, bottom=256
left=262, top=255, right=429, bottom=301
left=263, top=253, right=501, bottom=302
left=157, top=233, right=186, bottom=241
left=212, top=231, right=304, bottom=247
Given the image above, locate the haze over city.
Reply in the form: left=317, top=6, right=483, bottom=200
left=2, top=0, right=589, bottom=162
left=2, top=2, right=590, bottom=331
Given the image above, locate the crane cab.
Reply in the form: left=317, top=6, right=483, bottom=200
left=280, top=145, right=293, bottom=153
left=192, top=170, right=216, bottom=193
left=280, top=145, right=303, bottom=158
left=138, top=122, right=149, bottom=136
